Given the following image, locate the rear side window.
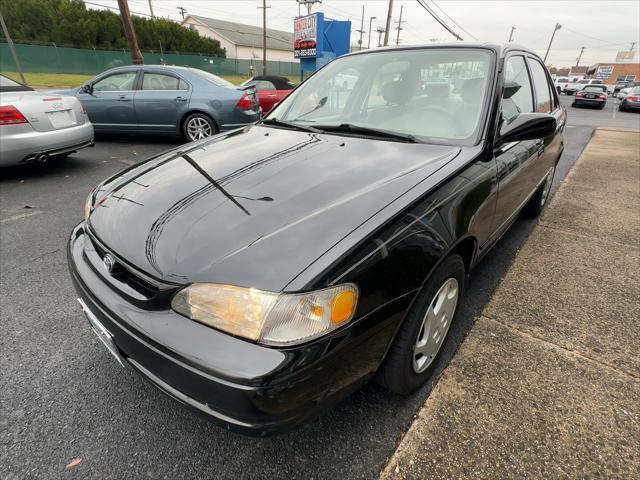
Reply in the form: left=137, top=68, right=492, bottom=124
left=502, top=56, right=533, bottom=123
left=528, top=59, right=552, bottom=113
left=142, top=73, right=188, bottom=91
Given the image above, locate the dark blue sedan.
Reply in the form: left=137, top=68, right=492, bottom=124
left=59, top=66, right=261, bottom=141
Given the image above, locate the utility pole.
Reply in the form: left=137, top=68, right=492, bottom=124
left=257, top=0, right=270, bottom=75
left=383, top=0, right=394, bottom=46
left=0, top=9, right=25, bottom=84
left=508, top=26, right=515, bottom=42
left=575, top=46, right=584, bottom=67
left=177, top=6, right=186, bottom=20
left=147, top=0, right=155, bottom=19
left=631, top=42, right=637, bottom=52
left=376, top=26, right=385, bottom=48
left=395, top=5, right=405, bottom=46
left=367, top=16, right=376, bottom=49
left=117, top=0, right=144, bottom=65
left=298, top=0, right=321, bottom=15
left=356, top=5, right=365, bottom=48
left=543, top=22, right=562, bottom=63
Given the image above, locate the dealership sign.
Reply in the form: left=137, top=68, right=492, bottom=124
left=294, top=13, right=318, bottom=58
left=595, top=66, right=614, bottom=80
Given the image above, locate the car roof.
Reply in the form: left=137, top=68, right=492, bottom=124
left=343, top=42, right=543, bottom=61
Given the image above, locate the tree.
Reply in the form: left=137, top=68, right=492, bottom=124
left=0, top=0, right=225, bottom=56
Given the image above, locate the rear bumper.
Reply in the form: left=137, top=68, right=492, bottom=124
left=573, top=98, right=606, bottom=106
left=0, top=122, right=94, bottom=166
left=67, top=224, right=404, bottom=436
left=620, top=100, right=640, bottom=110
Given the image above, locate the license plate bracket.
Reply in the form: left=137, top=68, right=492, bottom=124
left=78, top=298, right=126, bottom=368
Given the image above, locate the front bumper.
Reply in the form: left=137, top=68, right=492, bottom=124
left=67, top=224, right=404, bottom=436
left=0, top=121, right=94, bottom=166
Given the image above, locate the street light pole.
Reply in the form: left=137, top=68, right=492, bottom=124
left=576, top=46, right=584, bottom=67
left=543, top=22, right=562, bottom=63
left=367, top=16, right=376, bottom=49
left=356, top=5, right=365, bottom=48
left=508, top=26, right=515, bottom=42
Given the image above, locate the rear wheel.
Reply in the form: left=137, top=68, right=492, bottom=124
left=182, top=113, right=217, bottom=142
left=524, top=166, right=555, bottom=217
left=378, top=254, right=465, bottom=395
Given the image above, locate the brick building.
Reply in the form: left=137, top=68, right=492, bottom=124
left=588, top=62, right=640, bottom=86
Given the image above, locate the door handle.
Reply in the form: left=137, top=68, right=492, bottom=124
left=175, top=97, right=188, bottom=102
left=537, top=143, right=545, bottom=157
left=118, top=96, right=130, bottom=102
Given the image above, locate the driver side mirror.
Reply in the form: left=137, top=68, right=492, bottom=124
left=80, top=83, right=94, bottom=95
left=497, top=113, right=556, bottom=145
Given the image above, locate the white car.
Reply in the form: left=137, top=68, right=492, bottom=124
left=0, top=75, right=94, bottom=167
left=617, top=84, right=640, bottom=100
left=554, top=77, right=570, bottom=94
left=565, top=79, right=608, bottom=96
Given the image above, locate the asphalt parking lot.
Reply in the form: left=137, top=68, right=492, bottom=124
left=1, top=95, right=639, bottom=479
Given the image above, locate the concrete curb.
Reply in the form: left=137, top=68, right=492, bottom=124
left=380, top=128, right=640, bottom=479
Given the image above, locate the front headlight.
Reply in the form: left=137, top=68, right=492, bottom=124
left=171, top=283, right=358, bottom=346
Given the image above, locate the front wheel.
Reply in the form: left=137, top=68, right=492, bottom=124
left=524, top=166, right=555, bottom=217
left=378, top=254, right=465, bottom=395
left=182, top=113, right=217, bottom=142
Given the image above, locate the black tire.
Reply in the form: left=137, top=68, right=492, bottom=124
left=556, top=86, right=561, bottom=94
left=571, top=102, right=577, bottom=107
left=378, top=254, right=465, bottom=395
left=181, top=112, right=218, bottom=142
left=599, top=103, right=606, bottom=110
left=619, top=105, right=625, bottom=112
left=524, top=166, right=555, bottom=217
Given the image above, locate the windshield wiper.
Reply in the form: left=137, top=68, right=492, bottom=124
left=261, top=118, right=322, bottom=133
left=314, top=123, right=420, bottom=143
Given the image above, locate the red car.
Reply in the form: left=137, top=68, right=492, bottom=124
left=241, top=76, right=296, bottom=115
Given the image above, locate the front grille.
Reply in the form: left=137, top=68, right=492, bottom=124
left=84, top=227, right=179, bottom=308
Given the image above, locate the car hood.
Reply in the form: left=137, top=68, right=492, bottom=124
left=88, top=125, right=460, bottom=291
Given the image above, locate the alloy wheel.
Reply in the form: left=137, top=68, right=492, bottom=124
left=186, top=116, right=213, bottom=141
left=412, top=277, right=459, bottom=373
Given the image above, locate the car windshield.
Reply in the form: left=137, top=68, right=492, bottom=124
left=558, top=78, right=569, bottom=82
left=268, top=48, right=493, bottom=145
left=191, top=69, right=235, bottom=88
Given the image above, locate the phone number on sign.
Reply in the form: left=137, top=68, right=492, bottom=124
left=295, top=48, right=316, bottom=58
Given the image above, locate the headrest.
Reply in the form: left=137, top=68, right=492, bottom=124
left=382, top=80, right=413, bottom=105
left=461, top=77, right=485, bottom=103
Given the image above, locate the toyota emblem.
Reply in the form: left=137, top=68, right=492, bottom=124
left=102, top=254, right=116, bottom=273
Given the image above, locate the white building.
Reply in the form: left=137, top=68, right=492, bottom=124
left=183, top=15, right=296, bottom=62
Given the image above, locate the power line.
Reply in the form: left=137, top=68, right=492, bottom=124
left=416, top=0, right=463, bottom=41
left=429, top=0, right=477, bottom=40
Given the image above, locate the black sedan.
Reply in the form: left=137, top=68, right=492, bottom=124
left=68, top=43, right=565, bottom=436
left=572, top=85, right=608, bottom=109
left=619, top=86, right=640, bottom=111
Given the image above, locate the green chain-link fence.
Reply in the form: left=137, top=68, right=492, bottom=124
left=0, top=42, right=299, bottom=77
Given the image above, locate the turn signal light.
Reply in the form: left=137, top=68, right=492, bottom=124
left=0, top=105, right=28, bottom=125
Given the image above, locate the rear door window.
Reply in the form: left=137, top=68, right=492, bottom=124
left=142, top=73, right=188, bottom=91
left=528, top=59, right=553, bottom=113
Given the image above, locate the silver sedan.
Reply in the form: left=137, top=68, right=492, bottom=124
left=0, top=75, right=94, bottom=167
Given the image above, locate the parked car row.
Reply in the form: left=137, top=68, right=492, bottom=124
left=1, top=69, right=298, bottom=166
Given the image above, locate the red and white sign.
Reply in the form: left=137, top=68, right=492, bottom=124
left=294, top=14, right=318, bottom=58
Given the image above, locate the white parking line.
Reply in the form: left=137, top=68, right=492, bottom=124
left=1, top=211, right=43, bottom=224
